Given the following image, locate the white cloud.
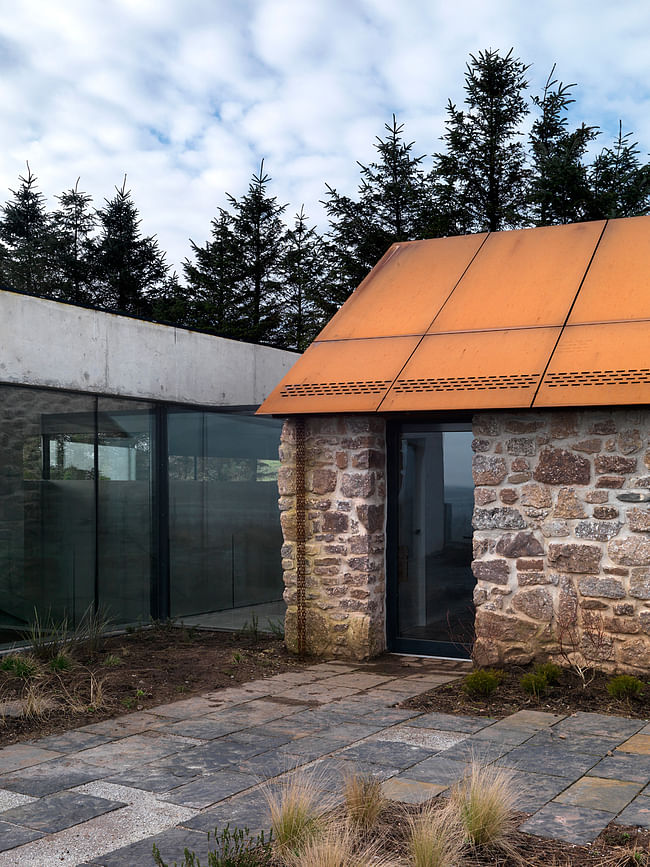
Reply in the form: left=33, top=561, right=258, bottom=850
left=1, top=0, right=650, bottom=274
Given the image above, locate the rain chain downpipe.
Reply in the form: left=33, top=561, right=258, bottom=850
left=295, top=417, right=307, bottom=656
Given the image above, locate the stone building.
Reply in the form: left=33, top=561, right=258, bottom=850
left=258, top=217, right=650, bottom=673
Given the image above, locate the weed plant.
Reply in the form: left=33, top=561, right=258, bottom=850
left=24, top=607, right=71, bottom=662
left=608, top=674, right=644, bottom=701
left=152, top=825, right=273, bottom=867
left=342, top=772, right=385, bottom=830
left=462, top=668, right=503, bottom=698
left=535, top=661, right=562, bottom=685
left=521, top=671, right=548, bottom=699
left=1, top=654, right=38, bottom=679
left=102, top=654, right=122, bottom=667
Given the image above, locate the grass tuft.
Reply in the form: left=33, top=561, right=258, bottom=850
left=408, top=801, right=465, bottom=867
left=264, top=772, right=329, bottom=855
left=1, top=654, right=39, bottom=679
left=607, top=674, right=644, bottom=701
left=286, top=821, right=394, bottom=867
left=342, top=771, right=385, bottom=831
left=452, top=761, right=517, bottom=849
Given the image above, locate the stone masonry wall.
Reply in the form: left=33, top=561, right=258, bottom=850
left=278, top=416, right=386, bottom=660
left=472, top=409, right=650, bottom=674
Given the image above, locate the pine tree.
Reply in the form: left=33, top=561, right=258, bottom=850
left=182, top=210, right=243, bottom=336
left=433, top=49, right=530, bottom=233
left=587, top=123, right=650, bottom=219
left=323, top=116, right=429, bottom=306
left=528, top=68, right=598, bottom=225
left=0, top=164, right=55, bottom=295
left=50, top=179, right=96, bottom=304
left=226, top=162, right=287, bottom=345
left=92, top=178, right=169, bottom=315
left=281, top=207, right=325, bottom=350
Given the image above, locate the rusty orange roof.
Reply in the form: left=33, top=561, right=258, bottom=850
left=259, top=216, right=650, bottom=415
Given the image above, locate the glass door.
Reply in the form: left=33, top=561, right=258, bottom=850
left=389, top=424, right=474, bottom=657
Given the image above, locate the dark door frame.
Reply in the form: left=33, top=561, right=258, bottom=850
left=386, top=419, right=474, bottom=658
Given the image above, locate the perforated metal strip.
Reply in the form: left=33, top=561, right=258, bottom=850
left=393, top=373, right=539, bottom=393
left=546, top=368, right=650, bottom=387
left=281, top=380, right=392, bottom=397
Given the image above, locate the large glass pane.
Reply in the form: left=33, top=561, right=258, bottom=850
left=168, top=410, right=284, bottom=627
left=96, top=399, right=154, bottom=627
left=0, top=385, right=95, bottom=644
left=397, top=428, right=474, bottom=654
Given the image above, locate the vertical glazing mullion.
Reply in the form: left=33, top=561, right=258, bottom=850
left=153, top=404, right=170, bottom=621
left=93, top=396, right=99, bottom=617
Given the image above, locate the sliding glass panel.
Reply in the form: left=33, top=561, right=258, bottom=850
left=97, top=399, right=154, bottom=626
left=168, top=410, right=284, bottom=621
left=0, top=385, right=95, bottom=643
left=396, top=427, right=474, bottom=655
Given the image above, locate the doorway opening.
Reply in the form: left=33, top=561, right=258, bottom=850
left=388, top=423, right=474, bottom=658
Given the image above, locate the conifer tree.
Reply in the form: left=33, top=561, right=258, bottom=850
left=587, top=123, right=650, bottom=218
left=433, top=49, right=530, bottom=233
left=323, top=116, right=428, bottom=304
left=281, top=207, right=325, bottom=350
left=0, top=165, right=55, bottom=295
left=50, top=179, right=96, bottom=304
left=92, top=178, right=169, bottom=315
left=528, top=68, right=598, bottom=225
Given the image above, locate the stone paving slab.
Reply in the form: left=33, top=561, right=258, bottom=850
left=497, top=743, right=601, bottom=779
left=587, top=752, right=650, bottom=783
left=523, top=729, right=626, bottom=755
left=183, top=789, right=272, bottom=834
left=382, top=777, right=447, bottom=803
left=374, top=725, right=464, bottom=751
left=0, top=756, right=110, bottom=797
left=617, top=733, right=650, bottom=754
left=105, top=763, right=199, bottom=794
left=336, top=739, right=434, bottom=769
left=506, top=770, right=571, bottom=814
left=157, top=716, right=251, bottom=739
left=437, top=738, right=510, bottom=764
left=160, top=769, right=259, bottom=809
left=470, top=723, right=537, bottom=746
left=616, top=794, right=650, bottom=829
left=73, top=733, right=194, bottom=771
left=27, top=730, right=113, bottom=754
left=0, top=822, right=44, bottom=854
left=0, top=745, right=62, bottom=774
left=81, top=826, right=212, bottom=867
left=553, top=712, right=644, bottom=740
left=77, top=711, right=167, bottom=738
left=407, top=711, right=495, bottom=733
left=553, top=775, right=642, bottom=813
left=0, top=791, right=126, bottom=834
left=519, top=802, right=615, bottom=845
left=398, top=755, right=470, bottom=787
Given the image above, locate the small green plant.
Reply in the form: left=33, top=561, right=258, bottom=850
left=462, top=668, right=503, bottom=698
left=102, top=653, right=122, bottom=667
left=342, top=772, right=385, bottom=830
left=1, top=654, right=38, bottom=679
left=232, top=651, right=244, bottom=664
left=135, top=688, right=146, bottom=699
left=267, top=618, right=285, bottom=640
left=122, top=696, right=136, bottom=709
left=74, top=603, right=112, bottom=656
left=535, top=661, right=562, bottom=685
left=152, top=825, right=273, bottom=866
left=23, top=607, right=71, bottom=662
left=521, top=671, right=548, bottom=699
left=607, top=674, right=644, bottom=701
left=240, top=614, right=260, bottom=642
left=48, top=653, right=72, bottom=672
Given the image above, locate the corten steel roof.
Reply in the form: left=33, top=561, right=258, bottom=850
left=258, top=216, right=650, bottom=415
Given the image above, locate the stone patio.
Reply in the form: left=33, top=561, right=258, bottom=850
left=0, top=657, right=647, bottom=865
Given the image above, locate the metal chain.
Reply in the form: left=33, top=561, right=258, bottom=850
left=294, top=417, right=306, bottom=656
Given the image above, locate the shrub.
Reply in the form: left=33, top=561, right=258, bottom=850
left=535, top=662, right=562, bottom=685
left=1, top=654, right=38, bottom=679
left=152, top=825, right=273, bottom=866
left=408, top=801, right=465, bottom=867
left=452, top=762, right=517, bottom=849
left=342, top=772, right=385, bottom=830
left=607, top=674, right=644, bottom=701
left=462, top=668, right=503, bottom=698
left=521, top=671, right=548, bottom=699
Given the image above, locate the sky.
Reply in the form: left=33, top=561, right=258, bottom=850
left=2, top=0, right=650, bottom=276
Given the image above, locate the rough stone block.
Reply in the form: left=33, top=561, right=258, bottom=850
left=475, top=488, right=497, bottom=505
left=596, top=475, right=625, bottom=489
left=572, top=439, right=602, bottom=454
left=548, top=543, right=602, bottom=574
left=553, top=487, right=587, bottom=519
left=341, top=472, right=375, bottom=498
left=521, top=483, right=552, bottom=508
left=628, top=508, right=650, bottom=533
left=518, top=571, right=555, bottom=586
left=513, top=588, right=553, bottom=621
left=473, top=508, right=526, bottom=530
left=619, top=430, right=643, bottom=455
left=593, top=506, right=618, bottom=520
left=472, top=455, right=507, bottom=485
left=609, top=537, right=650, bottom=566
left=472, top=559, right=510, bottom=585
left=500, top=488, right=518, bottom=504
left=506, top=438, right=536, bottom=455
left=590, top=419, right=617, bottom=435
left=533, top=447, right=590, bottom=486
left=578, top=577, right=625, bottom=599
left=356, top=503, right=384, bottom=532
left=575, top=520, right=622, bottom=541
left=495, top=531, right=544, bottom=558
left=322, top=512, right=348, bottom=533
left=472, top=438, right=490, bottom=452
left=630, top=569, right=650, bottom=599
left=585, top=491, right=609, bottom=503
left=516, top=558, right=544, bottom=571
left=508, top=472, right=532, bottom=483
left=541, top=520, right=570, bottom=538
left=505, top=419, right=545, bottom=433
left=310, top=469, right=337, bottom=494
left=595, top=455, right=637, bottom=474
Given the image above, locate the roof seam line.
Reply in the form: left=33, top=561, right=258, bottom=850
left=530, top=219, right=609, bottom=408
left=375, top=232, right=491, bottom=412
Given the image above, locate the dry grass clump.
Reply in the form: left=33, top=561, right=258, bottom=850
left=285, top=821, right=395, bottom=867
left=265, top=772, right=331, bottom=855
left=408, top=800, right=465, bottom=867
left=21, top=680, right=56, bottom=719
left=343, top=771, right=386, bottom=831
left=451, top=761, right=518, bottom=850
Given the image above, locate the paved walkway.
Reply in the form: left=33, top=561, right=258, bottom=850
left=0, top=657, right=648, bottom=865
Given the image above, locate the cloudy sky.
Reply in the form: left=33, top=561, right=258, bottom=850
left=2, top=0, right=650, bottom=275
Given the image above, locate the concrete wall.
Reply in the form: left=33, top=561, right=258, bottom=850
left=0, top=290, right=299, bottom=407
